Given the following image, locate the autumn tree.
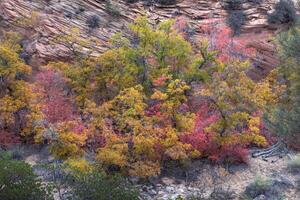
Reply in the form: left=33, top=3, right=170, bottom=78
left=51, top=16, right=198, bottom=107
left=200, top=60, right=279, bottom=144
left=47, top=16, right=281, bottom=170
left=88, top=16, right=195, bottom=101
left=48, top=121, right=87, bottom=160
left=199, top=20, right=256, bottom=62
left=88, top=85, right=195, bottom=177
left=35, top=69, right=75, bottom=124
left=180, top=58, right=282, bottom=163
left=0, top=32, right=45, bottom=143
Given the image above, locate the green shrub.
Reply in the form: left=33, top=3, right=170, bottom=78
left=223, top=0, right=243, bottom=10
left=0, top=152, right=53, bottom=200
left=264, top=28, right=300, bottom=150
left=156, top=0, right=177, bottom=5
left=69, top=172, right=139, bottom=200
left=268, top=0, right=297, bottom=25
left=210, top=187, right=236, bottom=199
left=106, top=0, right=121, bottom=17
left=125, top=0, right=139, bottom=3
left=227, top=10, right=246, bottom=35
left=134, top=0, right=177, bottom=5
left=287, top=155, right=300, bottom=174
left=86, top=15, right=101, bottom=29
left=277, top=28, right=300, bottom=61
left=185, top=187, right=235, bottom=199
left=244, top=175, right=272, bottom=198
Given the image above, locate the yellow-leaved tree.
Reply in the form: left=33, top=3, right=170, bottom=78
left=199, top=60, right=283, bottom=148
left=0, top=32, right=45, bottom=142
left=87, top=85, right=194, bottom=177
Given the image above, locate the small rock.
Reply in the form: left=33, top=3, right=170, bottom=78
left=161, top=177, right=175, bottom=185
left=254, top=194, right=266, bottom=200
left=176, top=185, right=186, bottom=194
left=166, top=186, right=175, bottom=193
left=148, top=189, right=157, bottom=196
left=128, top=176, right=140, bottom=184
left=158, top=190, right=165, bottom=195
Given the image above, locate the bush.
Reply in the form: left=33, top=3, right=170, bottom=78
left=69, top=172, right=139, bottom=200
left=268, top=0, right=297, bottom=25
left=223, top=0, right=243, bottom=10
left=0, top=152, right=53, bottom=200
left=287, top=155, right=300, bottom=174
left=210, top=187, right=236, bottom=199
left=75, top=6, right=85, bottom=15
left=125, top=0, right=139, bottom=3
left=243, top=175, right=284, bottom=199
left=216, top=145, right=249, bottom=164
left=264, top=28, right=300, bottom=150
left=86, top=15, right=100, bottom=29
left=277, top=27, right=300, bottom=61
left=227, top=10, right=246, bottom=35
left=156, top=0, right=177, bottom=5
left=106, top=1, right=121, bottom=17
left=244, top=175, right=272, bottom=198
left=185, top=187, right=235, bottom=200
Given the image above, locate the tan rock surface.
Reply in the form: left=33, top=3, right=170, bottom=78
left=0, top=0, right=281, bottom=78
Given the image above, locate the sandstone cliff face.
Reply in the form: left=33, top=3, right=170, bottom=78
left=0, top=0, right=280, bottom=78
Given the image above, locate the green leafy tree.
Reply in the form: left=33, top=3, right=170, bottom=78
left=69, top=172, right=139, bottom=200
left=264, top=28, right=300, bottom=149
left=0, top=152, right=53, bottom=200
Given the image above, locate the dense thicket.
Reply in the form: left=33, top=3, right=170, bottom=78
left=42, top=17, right=280, bottom=177
left=0, top=16, right=286, bottom=179
left=0, top=33, right=45, bottom=144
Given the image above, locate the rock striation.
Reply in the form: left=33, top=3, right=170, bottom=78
left=0, top=0, right=281, bottom=78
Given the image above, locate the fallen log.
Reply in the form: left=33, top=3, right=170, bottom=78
left=251, top=140, right=288, bottom=159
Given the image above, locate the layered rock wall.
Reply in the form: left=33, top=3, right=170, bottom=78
left=0, top=0, right=280, bottom=78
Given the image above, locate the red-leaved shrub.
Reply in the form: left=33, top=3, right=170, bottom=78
left=180, top=102, right=249, bottom=164
left=0, top=131, right=21, bottom=148
left=211, top=145, right=249, bottom=164
left=35, top=69, right=76, bottom=124
left=199, top=19, right=256, bottom=62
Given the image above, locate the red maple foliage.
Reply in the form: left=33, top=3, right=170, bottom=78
left=35, top=69, right=76, bottom=124
left=199, top=19, right=256, bottom=62
left=0, top=130, right=21, bottom=148
left=210, top=145, right=249, bottom=164
left=180, top=103, right=219, bottom=151
left=180, top=102, right=249, bottom=164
